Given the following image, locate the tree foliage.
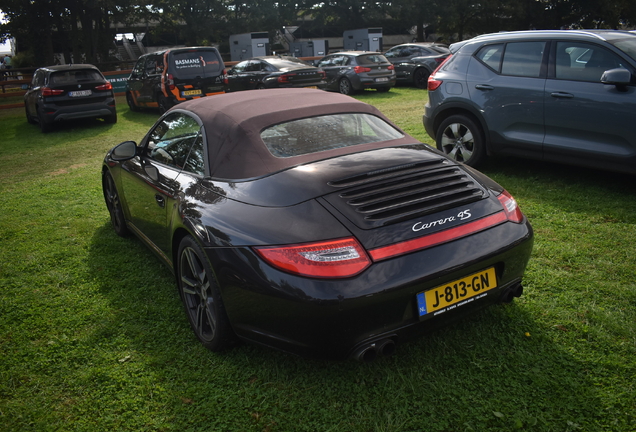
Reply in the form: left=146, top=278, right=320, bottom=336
left=1, top=0, right=636, bottom=66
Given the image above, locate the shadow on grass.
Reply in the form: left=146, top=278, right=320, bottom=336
left=86, top=222, right=605, bottom=431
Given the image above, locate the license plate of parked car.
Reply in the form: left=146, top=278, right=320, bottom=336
left=375, top=77, right=389, bottom=82
left=417, top=267, right=497, bottom=316
left=182, top=89, right=202, bottom=96
left=69, top=90, right=92, bottom=97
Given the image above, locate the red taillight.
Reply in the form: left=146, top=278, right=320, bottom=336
left=387, top=64, right=395, bottom=70
left=95, top=82, right=113, bottom=91
left=41, top=87, right=64, bottom=97
left=167, top=73, right=175, bottom=90
left=319, top=70, right=326, bottom=79
left=427, top=54, right=452, bottom=91
left=277, top=73, right=296, bottom=83
left=498, top=190, right=524, bottom=223
left=222, top=68, right=228, bottom=85
left=354, top=66, right=372, bottom=74
left=254, top=237, right=371, bottom=278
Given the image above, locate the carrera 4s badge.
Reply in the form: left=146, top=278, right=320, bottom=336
left=412, top=209, right=472, bottom=232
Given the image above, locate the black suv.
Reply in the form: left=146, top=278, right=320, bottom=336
left=127, top=47, right=226, bottom=113
left=424, top=30, right=636, bottom=174
left=383, top=43, right=450, bottom=88
left=24, top=64, right=117, bottom=133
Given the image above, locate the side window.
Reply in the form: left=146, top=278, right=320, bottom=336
left=555, top=42, right=625, bottom=82
left=476, top=44, right=504, bottom=71
left=183, top=134, right=205, bottom=176
left=501, top=42, right=545, bottom=77
left=146, top=113, right=201, bottom=169
left=132, top=58, right=145, bottom=77
left=317, top=56, right=333, bottom=67
left=145, top=56, right=160, bottom=75
left=232, top=61, right=248, bottom=72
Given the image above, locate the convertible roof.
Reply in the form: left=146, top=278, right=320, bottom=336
left=175, top=88, right=416, bottom=180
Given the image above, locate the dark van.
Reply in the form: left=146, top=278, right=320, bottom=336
left=126, top=47, right=226, bottom=113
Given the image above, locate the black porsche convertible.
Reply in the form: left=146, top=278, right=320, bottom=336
left=102, top=88, right=533, bottom=361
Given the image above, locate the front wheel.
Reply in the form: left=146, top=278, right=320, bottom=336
left=177, top=236, right=234, bottom=352
left=436, top=115, right=486, bottom=167
left=126, top=92, right=139, bottom=112
left=102, top=171, right=129, bottom=237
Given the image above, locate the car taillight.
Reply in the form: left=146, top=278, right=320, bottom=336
left=427, top=54, right=452, bottom=91
left=222, top=68, right=228, bottom=85
left=167, top=73, right=175, bottom=90
left=277, top=73, right=296, bottom=83
left=254, top=237, right=371, bottom=278
left=95, top=82, right=113, bottom=91
left=319, top=70, right=326, bottom=79
left=498, top=190, right=524, bottom=223
left=387, top=64, right=395, bottom=70
left=41, top=87, right=64, bottom=96
left=354, top=66, right=372, bottom=74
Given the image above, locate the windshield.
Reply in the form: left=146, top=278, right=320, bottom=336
left=171, top=49, right=223, bottom=78
left=261, top=113, right=404, bottom=158
left=609, top=38, right=636, bottom=62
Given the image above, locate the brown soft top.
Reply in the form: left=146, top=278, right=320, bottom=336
left=173, top=88, right=417, bottom=180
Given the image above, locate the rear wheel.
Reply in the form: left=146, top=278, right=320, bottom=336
left=158, top=94, right=171, bottom=114
left=413, top=68, right=430, bottom=89
left=37, top=108, right=52, bottom=133
left=25, top=106, right=36, bottom=125
left=177, top=236, right=234, bottom=352
left=436, top=114, right=486, bottom=167
left=338, top=78, right=354, bottom=95
left=102, top=171, right=129, bottom=237
left=104, top=112, right=117, bottom=124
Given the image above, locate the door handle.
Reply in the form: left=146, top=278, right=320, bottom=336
left=551, top=92, right=574, bottom=99
left=155, top=194, right=165, bottom=208
left=475, top=84, right=494, bottom=90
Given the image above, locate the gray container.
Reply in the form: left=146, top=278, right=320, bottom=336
left=230, top=32, right=271, bottom=61
left=343, top=28, right=383, bottom=52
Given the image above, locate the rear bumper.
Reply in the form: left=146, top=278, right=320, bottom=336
left=211, top=218, right=534, bottom=360
left=42, top=98, right=116, bottom=122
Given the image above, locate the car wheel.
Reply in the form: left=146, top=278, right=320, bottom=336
left=102, top=171, right=130, bottom=237
left=177, top=236, right=234, bottom=352
left=126, top=93, right=139, bottom=112
left=104, top=112, right=117, bottom=124
left=25, top=106, right=36, bottom=125
left=436, top=115, right=486, bottom=167
left=37, top=108, right=52, bottom=133
left=413, top=68, right=430, bottom=89
left=338, top=78, right=354, bottom=95
left=158, top=94, right=171, bottom=114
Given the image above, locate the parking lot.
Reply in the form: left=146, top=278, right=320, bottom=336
left=1, top=88, right=635, bottom=431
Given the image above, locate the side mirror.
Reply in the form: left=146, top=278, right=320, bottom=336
left=129, top=72, right=137, bottom=79
left=227, top=69, right=235, bottom=75
left=601, top=68, right=631, bottom=87
left=111, top=140, right=138, bottom=160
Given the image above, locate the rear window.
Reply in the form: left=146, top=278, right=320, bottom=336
left=50, top=69, right=103, bottom=86
left=357, top=55, right=390, bottom=65
left=261, top=113, right=404, bottom=158
left=171, top=50, right=223, bottom=78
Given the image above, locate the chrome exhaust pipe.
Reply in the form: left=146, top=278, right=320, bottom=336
left=353, top=345, right=378, bottom=362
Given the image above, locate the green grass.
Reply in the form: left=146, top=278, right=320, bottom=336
left=1, top=88, right=635, bottom=431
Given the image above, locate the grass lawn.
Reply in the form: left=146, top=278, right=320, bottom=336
left=1, top=88, right=635, bottom=431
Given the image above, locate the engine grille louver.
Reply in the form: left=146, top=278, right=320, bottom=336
left=327, top=159, right=488, bottom=227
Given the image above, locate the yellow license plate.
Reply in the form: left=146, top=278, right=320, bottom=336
left=182, top=89, right=202, bottom=96
left=417, top=268, right=497, bottom=316
left=305, top=86, right=318, bottom=89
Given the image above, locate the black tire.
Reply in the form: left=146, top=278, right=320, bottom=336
left=25, top=107, right=36, bottom=125
left=102, top=171, right=130, bottom=237
left=177, top=236, right=234, bottom=352
left=413, top=68, right=430, bottom=89
left=126, top=92, right=139, bottom=112
left=104, top=111, right=117, bottom=124
left=338, top=77, right=354, bottom=95
left=37, top=108, right=52, bottom=133
left=157, top=94, right=171, bottom=114
left=436, top=114, right=487, bottom=167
